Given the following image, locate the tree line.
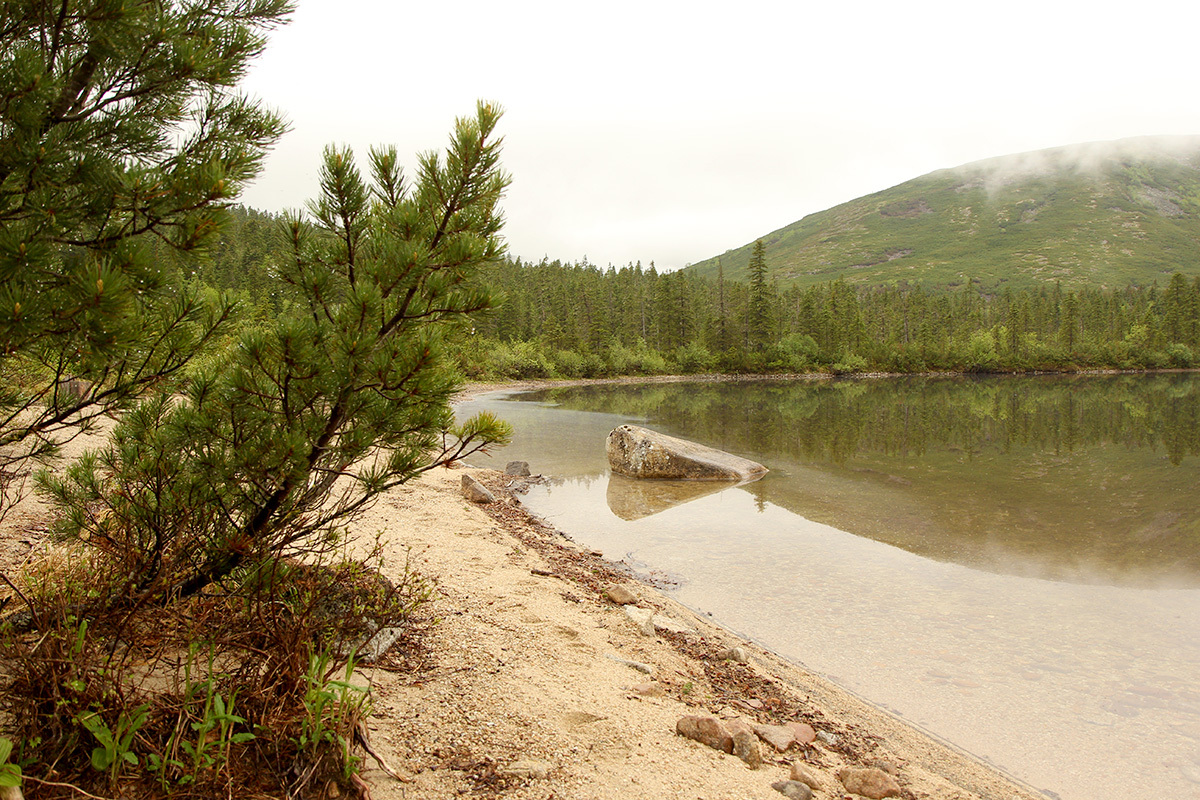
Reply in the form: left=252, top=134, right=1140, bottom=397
left=179, top=218, right=1200, bottom=379
left=459, top=251, right=1200, bottom=379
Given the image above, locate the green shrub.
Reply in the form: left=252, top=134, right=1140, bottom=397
left=830, top=352, right=868, bottom=375
left=674, top=341, right=717, bottom=373
left=1166, top=343, right=1195, bottom=367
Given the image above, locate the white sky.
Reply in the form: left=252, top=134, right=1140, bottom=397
left=239, top=0, right=1200, bottom=271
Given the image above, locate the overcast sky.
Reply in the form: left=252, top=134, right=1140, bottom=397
left=239, top=0, right=1200, bottom=271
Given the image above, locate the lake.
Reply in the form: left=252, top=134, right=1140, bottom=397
left=455, top=374, right=1200, bottom=800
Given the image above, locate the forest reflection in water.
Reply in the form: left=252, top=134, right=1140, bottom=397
left=480, top=373, right=1200, bottom=587
left=457, top=374, right=1200, bottom=800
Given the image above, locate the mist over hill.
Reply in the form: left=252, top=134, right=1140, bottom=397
left=689, top=136, right=1200, bottom=290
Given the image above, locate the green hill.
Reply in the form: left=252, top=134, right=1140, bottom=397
left=689, top=136, right=1200, bottom=290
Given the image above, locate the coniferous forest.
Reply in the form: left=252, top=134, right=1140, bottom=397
left=179, top=207, right=1200, bottom=380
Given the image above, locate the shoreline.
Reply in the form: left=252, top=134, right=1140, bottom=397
left=350, top=466, right=1047, bottom=800
left=456, top=366, right=1198, bottom=401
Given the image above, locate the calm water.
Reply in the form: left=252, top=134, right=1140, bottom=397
left=457, top=375, right=1200, bottom=800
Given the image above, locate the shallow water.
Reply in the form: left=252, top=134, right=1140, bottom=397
left=457, top=375, right=1200, bottom=800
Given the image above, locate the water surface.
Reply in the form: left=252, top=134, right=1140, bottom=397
left=458, top=375, right=1200, bottom=800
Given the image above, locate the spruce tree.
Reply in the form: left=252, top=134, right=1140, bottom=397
left=747, top=239, right=770, bottom=351
left=0, top=0, right=292, bottom=514
left=715, top=258, right=729, bottom=354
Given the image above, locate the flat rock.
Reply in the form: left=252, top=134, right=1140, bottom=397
left=631, top=682, right=665, bottom=697
left=837, top=766, right=902, bottom=799
left=605, top=585, right=638, bottom=605
left=505, top=460, right=531, bottom=476
left=461, top=474, right=495, bottom=503
left=753, top=723, right=797, bottom=752
left=651, top=614, right=694, bottom=635
left=676, top=715, right=733, bottom=753
left=606, top=425, right=768, bottom=481
left=772, top=780, right=813, bottom=800
left=623, top=605, right=656, bottom=635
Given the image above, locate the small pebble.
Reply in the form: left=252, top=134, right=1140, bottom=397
left=605, top=654, right=654, bottom=675
left=721, top=645, right=750, bottom=663
left=500, top=760, right=553, bottom=780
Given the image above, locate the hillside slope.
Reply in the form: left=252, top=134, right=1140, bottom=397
left=690, top=136, right=1200, bottom=290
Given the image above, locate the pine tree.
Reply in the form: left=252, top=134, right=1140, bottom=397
left=0, top=0, right=292, bottom=513
left=41, top=103, right=513, bottom=605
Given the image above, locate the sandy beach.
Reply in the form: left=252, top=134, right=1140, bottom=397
left=346, top=465, right=1043, bottom=800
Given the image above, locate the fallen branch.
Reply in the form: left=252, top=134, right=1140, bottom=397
left=354, top=721, right=412, bottom=782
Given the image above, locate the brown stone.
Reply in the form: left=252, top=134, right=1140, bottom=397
left=786, top=721, right=817, bottom=745
left=631, top=682, right=665, bottom=697
left=753, top=723, right=797, bottom=752
left=726, top=719, right=762, bottom=769
left=675, top=715, right=733, bottom=753
left=837, top=766, right=902, bottom=799
left=606, top=425, right=768, bottom=481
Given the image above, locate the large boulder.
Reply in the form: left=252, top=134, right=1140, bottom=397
left=606, top=425, right=767, bottom=481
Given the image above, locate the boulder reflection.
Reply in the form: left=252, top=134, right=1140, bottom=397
left=605, top=473, right=762, bottom=520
